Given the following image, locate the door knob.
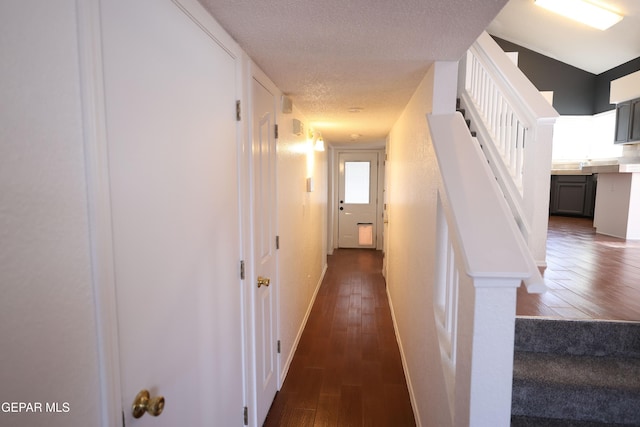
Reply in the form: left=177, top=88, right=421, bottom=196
left=132, top=390, right=165, bottom=418
left=257, top=276, right=270, bottom=288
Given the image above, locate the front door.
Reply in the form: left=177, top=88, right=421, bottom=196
left=101, top=1, right=243, bottom=425
left=251, top=76, right=279, bottom=426
left=338, top=152, right=379, bottom=248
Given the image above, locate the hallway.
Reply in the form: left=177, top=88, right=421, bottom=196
left=264, top=249, right=416, bottom=426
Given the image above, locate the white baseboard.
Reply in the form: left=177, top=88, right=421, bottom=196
left=279, top=262, right=328, bottom=385
left=386, top=285, right=422, bottom=427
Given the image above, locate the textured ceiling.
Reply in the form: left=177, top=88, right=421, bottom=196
left=198, top=0, right=509, bottom=145
left=197, top=0, right=638, bottom=146
left=488, top=0, right=640, bottom=75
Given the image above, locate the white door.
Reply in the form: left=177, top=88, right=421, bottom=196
left=338, top=152, right=379, bottom=248
left=251, top=76, right=278, bottom=425
left=101, top=1, right=243, bottom=425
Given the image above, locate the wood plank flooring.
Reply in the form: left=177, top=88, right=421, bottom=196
left=265, top=216, right=640, bottom=426
left=263, top=249, right=415, bottom=427
left=517, top=215, right=640, bottom=321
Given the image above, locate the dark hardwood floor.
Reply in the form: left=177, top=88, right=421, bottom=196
left=517, top=215, right=640, bottom=321
left=265, top=216, right=640, bottom=426
left=263, top=249, right=416, bottom=427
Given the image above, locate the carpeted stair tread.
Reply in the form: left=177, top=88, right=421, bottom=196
left=512, top=318, right=640, bottom=424
left=513, top=351, right=640, bottom=390
left=511, top=415, right=632, bottom=426
left=515, top=317, right=640, bottom=357
left=512, top=376, right=640, bottom=425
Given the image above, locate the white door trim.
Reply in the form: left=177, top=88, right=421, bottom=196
left=238, top=54, right=253, bottom=426
left=76, top=1, right=122, bottom=425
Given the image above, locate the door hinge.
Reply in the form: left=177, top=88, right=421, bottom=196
left=277, top=340, right=281, bottom=354
left=275, top=235, right=280, bottom=249
left=236, top=100, right=241, bottom=121
left=274, top=124, right=279, bottom=139
left=240, top=260, right=245, bottom=280
left=243, top=406, right=248, bottom=425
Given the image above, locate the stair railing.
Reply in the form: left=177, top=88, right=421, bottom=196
left=428, top=112, right=536, bottom=426
left=458, top=32, right=558, bottom=267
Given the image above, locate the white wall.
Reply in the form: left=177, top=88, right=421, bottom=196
left=552, top=111, right=621, bottom=161
left=386, top=66, right=453, bottom=427
left=0, top=1, right=328, bottom=426
left=0, top=2, right=101, bottom=426
left=277, top=106, right=328, bottom=381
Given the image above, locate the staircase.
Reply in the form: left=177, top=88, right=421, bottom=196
left=511, top=317, right=640, bottom=426
left=458, top=31, right=557, bottom=268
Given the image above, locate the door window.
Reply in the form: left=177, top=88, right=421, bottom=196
left=344, top=161, right=370, bottom=204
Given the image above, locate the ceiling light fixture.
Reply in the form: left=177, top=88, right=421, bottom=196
left=534, top=0, right=623, bottom=31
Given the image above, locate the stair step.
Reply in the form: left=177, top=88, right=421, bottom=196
left=511, top=415, right=631, bottom=426
left=512, top=352, right=640, bottom=424
left=513, top=317, right=640, bottom=424
left=515, top=317, right=640, bottom=357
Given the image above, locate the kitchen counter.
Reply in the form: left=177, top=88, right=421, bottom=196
left=551, top=160, right=640, bottom=239
left=551, top=157, right=640, bottom=175
left=551, top=160, right=640, bottom=175
left=592, top=167, right=640, bottom=240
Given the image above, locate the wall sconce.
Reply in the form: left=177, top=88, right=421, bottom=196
left=307, top=128, right=325, bottom=151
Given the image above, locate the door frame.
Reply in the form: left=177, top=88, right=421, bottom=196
left=330, top=148, right=386, bottom=252
left=77, top=2, right=123, bottom=425
left=239, top=60, right=281, bottom=427
left=79, top=1, right=248, bottom=425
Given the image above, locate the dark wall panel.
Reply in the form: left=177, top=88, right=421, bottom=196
left=492, top=36, right=596, bottom=115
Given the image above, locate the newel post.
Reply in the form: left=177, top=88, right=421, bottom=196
left=454, top=277, right=520, bottom=427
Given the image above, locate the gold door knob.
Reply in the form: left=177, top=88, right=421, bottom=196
left=257, top=276, right=270, bottom=288
left=132, top=390, right=165, bottom=418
